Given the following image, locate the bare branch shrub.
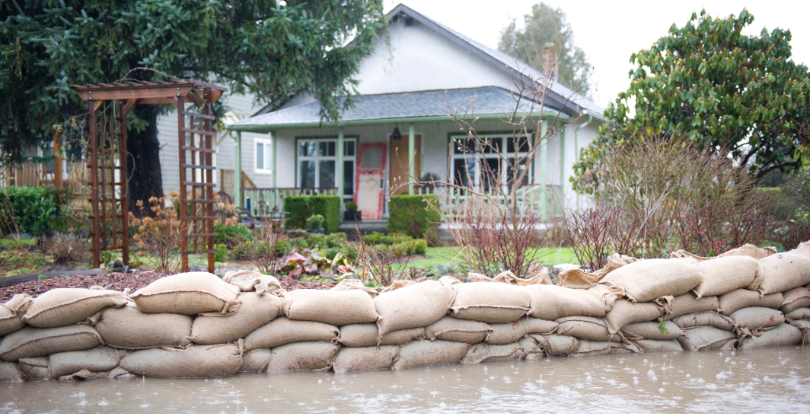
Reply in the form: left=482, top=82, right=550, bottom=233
left=46, top=233, right=89, bottom=265
left=349, top=227, right=411, bottom=286
left=562, top=206, right=648, bottom=270
left=247, top=221, right=290, bottom=274
left=128, top=195, right=182, bottom=272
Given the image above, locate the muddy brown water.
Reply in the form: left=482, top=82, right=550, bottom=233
left=2, top=346, right=810, bottom=413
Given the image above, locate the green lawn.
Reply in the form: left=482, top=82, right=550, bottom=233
left=404, top=246, right=578, bottom=268
left=0, top=238, right=37, bottom=248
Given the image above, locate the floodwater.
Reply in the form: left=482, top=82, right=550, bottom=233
left=2, top=346, right=810, bottom=413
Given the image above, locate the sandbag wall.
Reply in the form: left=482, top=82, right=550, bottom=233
left=0, top=242, right=809, bottom=382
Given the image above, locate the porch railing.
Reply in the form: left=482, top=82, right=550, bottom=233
left=220, top=169, right=257, bottom=199
left=241, top=187, right=338, bottom=216
left=415, top=183, right=563, bottom=219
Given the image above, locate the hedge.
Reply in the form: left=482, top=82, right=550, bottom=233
left=387, top=195, right=442, bottom=237
left=283, top=195, right=341, bottom=234
left=0, top=186, right=72, bottom=236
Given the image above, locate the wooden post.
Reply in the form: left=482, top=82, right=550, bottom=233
left=88, top=100, right=100, bottom=268
left=177, top=95, right=189, bottom=272
left=53, top=131, right=63, bottom=189
left=337, top=126, right=344, bottom=211
left=204, top=91, right=215, bottom=273
left=117, top=99, right=129, bottom=266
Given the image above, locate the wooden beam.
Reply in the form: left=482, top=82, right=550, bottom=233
left=121, top=99, right=137, bottom=117
left=91, top=100, right=103, bottom=113
left=188, top=89, right=205, bottom=108
left=75, top=85, right=194, bottom=101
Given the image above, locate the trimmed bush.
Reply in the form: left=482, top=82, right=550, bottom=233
left=213, top=222, right=253, bottom=247
left=283, top=195, right=341, bottom=234
left=0, top=186, right=72, bottom=236
left=387, top=195, right=442, bottom=238
left=306, top=232, right=348, bottom=249
left=363, top=231, right=412, bottom=246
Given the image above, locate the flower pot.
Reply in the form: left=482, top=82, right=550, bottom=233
left=343, top=210, right=362, bottom=222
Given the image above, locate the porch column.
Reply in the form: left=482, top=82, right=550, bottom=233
left=559, top=128, right=565, bottom=210
left=337, top=126, right=344, bottom=211
left=234, top=131, right=242, bottom=208
left=539, top=121, right=548, bottom=217
left=271, top=131, right=277, bottom=188
left=408, top=123, right=415, bottom=195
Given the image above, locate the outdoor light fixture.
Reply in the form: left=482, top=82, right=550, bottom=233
left=391, top=126, right=402, bottom=140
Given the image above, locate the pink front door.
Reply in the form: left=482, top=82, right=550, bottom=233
left=355, top=143, right=387, bottom=219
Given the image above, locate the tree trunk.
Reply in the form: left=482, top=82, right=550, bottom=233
left=127, top=104, right=164, bottom=216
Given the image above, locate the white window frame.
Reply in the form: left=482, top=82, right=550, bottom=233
left=254, top=137, right=273, bottom=175
left=449, top=134, right=533, bottom=186
left=296, top=137, right=357, bottom=199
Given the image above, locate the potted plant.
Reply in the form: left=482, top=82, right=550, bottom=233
left=306, top=214, right=325, bottom=234
left=343, top=201, right=362, bottom=222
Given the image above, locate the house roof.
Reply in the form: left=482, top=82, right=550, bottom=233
left=229, top=86, right=563, bottom=131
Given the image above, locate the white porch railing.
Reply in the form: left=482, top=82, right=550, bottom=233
left=241, top=187, right=338, bottom=216
left=415, top=183, right=563, bottom=219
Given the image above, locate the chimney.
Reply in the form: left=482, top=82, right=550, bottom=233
left=542, top=42, right=558, bottom=80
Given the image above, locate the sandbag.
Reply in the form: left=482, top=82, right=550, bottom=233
left=518, top=336, right=544, bottom=360
left=450, top=282, right=530, bottom=323
left=0, top=325, right=102, bottom=361
left=492, top=269, right=552, bottom=286
left=330, top=279, right=379, bottom=298
left=600, top=258, right=702, bottom=303
left=729, top=307, right=785, bottom=331
left=694, top=256, right=762, bottom=298
left=739, top=324, right=802, bottom=350
left=758, top=253, right=810, bottom=294
left=556, top=316, right=614, bottom=342
left=95, top=304, right=192, bottom=349
left=48, top=346, right=126, bottom=379
left=18, top=357, right=48, bottom=379
left=593, top=253, right=638, bottom=280
left=438, top=275, right=462, bottom=287
left=486, top=318, right=557, bottom=345
left=672, top=312, right=736, bottom=331
left=461, top=342, right=524, bottom=364
left=58, top=369, right=108, bottom=382
left=530, top=334, right=579, bottom=357
left=790, top=319, right=810, bottom=331
left=0, top=362, right=23, bottom=382
left=239, top=349, right=272, bottom=373
left=393, top=340, right=470, bottom=370
left=107, top=367, right=136, bottom=379
left=670, top=250, right=711, bottom=262
left=785, top=308, right=810, bottom=322
left=338, top=324, right=424, bottom=348
left=266, top=342, right=340, bottom=373
left=719, top=243, right=776, bottom=259
left=604, top=299, right=664, bottom=334
left=524, top=285, right=611, bottom=320
left=780, top=287, right=810, bottom=314
left=282, top=289, right=377, bottom=326
left=332, top=346, right=399, bottom=373
left=129, top=272, right=240, bottom=315
left=22, top=288, right=127, bottom=328
left=223, top=270, right=281, bottom=295
left=425, top=317, right=491, bottom=344
left=718, top=289, right=783, bottom=315
left=635, top=339, right=683, bottom=352
left=573, top=340, right=635, bottom=357
left=190, top=292, right=282, bottom=344
left=374, top=281, right=455, bottom=335
left=558, top=269, right=597, bottom=290
left=621, top=321, right=684, bottom=341
left=244, top=317, right=339, bottom=350
left=677, top=326, right=736, bottom=351
left=0, top=294, right=31, bottom=336
left=379, top=280, right=417, bottom=293
left=120, top=344, right=242, bottom=378
left=663, top=293, right=719, bottom=320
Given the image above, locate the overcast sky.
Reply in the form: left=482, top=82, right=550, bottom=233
left=384, top=0, right=810, bottom=111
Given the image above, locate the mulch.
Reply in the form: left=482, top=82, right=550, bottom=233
left=0, top=272, right=339, bottom=301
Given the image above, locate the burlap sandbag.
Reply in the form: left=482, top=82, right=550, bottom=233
left=719, top=243, right=777, bottom=260
left=593, top=253, right=638, bottom=280
left=266, top=341, right=340, bottom=373
left=672, top=312, right=736, bottom=331
left=518, top=336, right=544, bottom=360
left=729, top=307, right=785, bottom=330
left=374, top=281, right=455, bottom=336
left=718, top=289, right=783, bottom=315
left=18, top=357, right=49, bottom=379
left=244, top=317, right=339, bottom=350
left=332, top=346, right=399, bottom=373
left=694, top=256, right=763, bottom=298
left=0, top=362, right=24, bottom=382
left=121, top=344, right=242, bottom=378
left=491, top=270, right=552, bottom=286
left=790, top=319, right=810, bottom=331
left=239, top=349, right=272, bottom=373
left=461, top=342, right=524, bottom=364
left=621, top=321, right=684, bottom=340
left=758, top=253, right=810, bottom=294
left=379, top=280, right=417, bottom=293
left=450, top=282, right=530, bottom=323
left=48, top=346, right=126, bottom=379
left=393, top=340, right=470, bottom=370
left=524, top=285, right=611, bottom=320
left=635, top=339, right=683, bottom=352
left=223, top=270, right=281, bottom=295
left=22, top=288, right=127, bottom=328
left=190, top=292, right=282, bottom=344
left=438, top=275, right=462, bottom=287
left=677, top=326, right=736, bottom=351
left=107, top=367, right=136, bottom=379
left=663, top=293, right=719, bottom=320
left=330, top=279, right=379, bottom=298
left=573, top=340, right=636, bottom=357
left=129, top=272, right=240, bottom=315
left=670, top=250, right=711, bottom=262
left=282, top=289, right=378, bottom=326
left=486, top=318, right=558, bottom=345
left=739, top=323, right=802, bottom=350
left=425, top=317, right=491, bottom=344
left=604, top=299, right=665, bottom=334
left=600, top=258, right=702, bottom=303
left=530, top=334, right=579, bottom=357
left=0, top=294, right=31, bottom=336
left=95, top=304, right=192, bottom=349
left=338, top=324, right=424, bottom=347
left=559, top=269, right=598, bottom=290
left=786, top=308, right=810, bottom=322
left=0, top=325, right=102, bottom=361
left=556, top=316, right=614, bottom=342
left=780, top=287, right=810, bottom=314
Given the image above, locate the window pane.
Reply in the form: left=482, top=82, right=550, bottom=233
left=344, top=160, right=354, bottom=195
left=481, top=158, right=500, bottom=188
left=506, top=158, right=530, bottom=187
left=484, top=138, right=502, bottom=154
left=300, top=141, right=315, bottom=157
left=319, top=160, right=336, bottom=187
left=300, top=160, right=315, bottom=187
left=508, top=137, right=530, bottom=153
left=453, top=158, right=475, bottom=187
left=257, top=142, right=264, bottom=170
left=345, top=141, right=355, bottom=156
left=361, top=148, right=382, bottom=168
left=328, top=142, right=336, bottom=156
left=318, top=142, right=327, bottom=157
left=453, top=138, right=475, bottom=154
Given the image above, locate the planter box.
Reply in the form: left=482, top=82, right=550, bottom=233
left=343, top=210, right=362, bottom=222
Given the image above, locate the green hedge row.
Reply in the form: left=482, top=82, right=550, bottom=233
left=283, top=195, right=341, bottom=234
left=0, top=186, right=72, bottom=236
left=387, top=195, right=441, bottom=238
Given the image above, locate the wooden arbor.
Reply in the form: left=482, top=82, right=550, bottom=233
left=71, top=80, right=228, bottom=273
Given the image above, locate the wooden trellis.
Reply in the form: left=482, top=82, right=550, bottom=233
left=71, top=80, right=227, bottom=273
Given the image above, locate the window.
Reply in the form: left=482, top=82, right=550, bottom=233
left=297, top=138, right=357, bottom=200
left=450, top=134, right=532, bottom=188
left=254, top=137, right=273, bottom=174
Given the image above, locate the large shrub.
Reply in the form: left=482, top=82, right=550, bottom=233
left=0, top=186, right=71, bottom=236
left=387, top=195, right=441, bottom=238
left=283, top=195, right=341, bottom=234
left=213, top=222, right=254, bottom=247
